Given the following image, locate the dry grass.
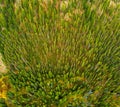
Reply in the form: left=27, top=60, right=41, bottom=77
left=0, top=54, right=7, bottom=74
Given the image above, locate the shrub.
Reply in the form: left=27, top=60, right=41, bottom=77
left=0, top=0, right=120, bottom=106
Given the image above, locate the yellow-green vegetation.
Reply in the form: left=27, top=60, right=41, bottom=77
left=0, top=75, right=11, bottom=107
left=0, top=76, right=7, bottom=99
left=0, top=0, right=120, bottom=106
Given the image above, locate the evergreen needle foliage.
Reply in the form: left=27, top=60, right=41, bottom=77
left=0, top=0, right=120, bottom=106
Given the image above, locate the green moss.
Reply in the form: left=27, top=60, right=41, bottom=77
left=0, top=0, right=120, bottom=106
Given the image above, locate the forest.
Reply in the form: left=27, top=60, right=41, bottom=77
left=0, top=0, right=120, bottom=106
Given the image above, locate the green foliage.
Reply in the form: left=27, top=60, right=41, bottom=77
left=0, top=0, right=120, bottom=106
